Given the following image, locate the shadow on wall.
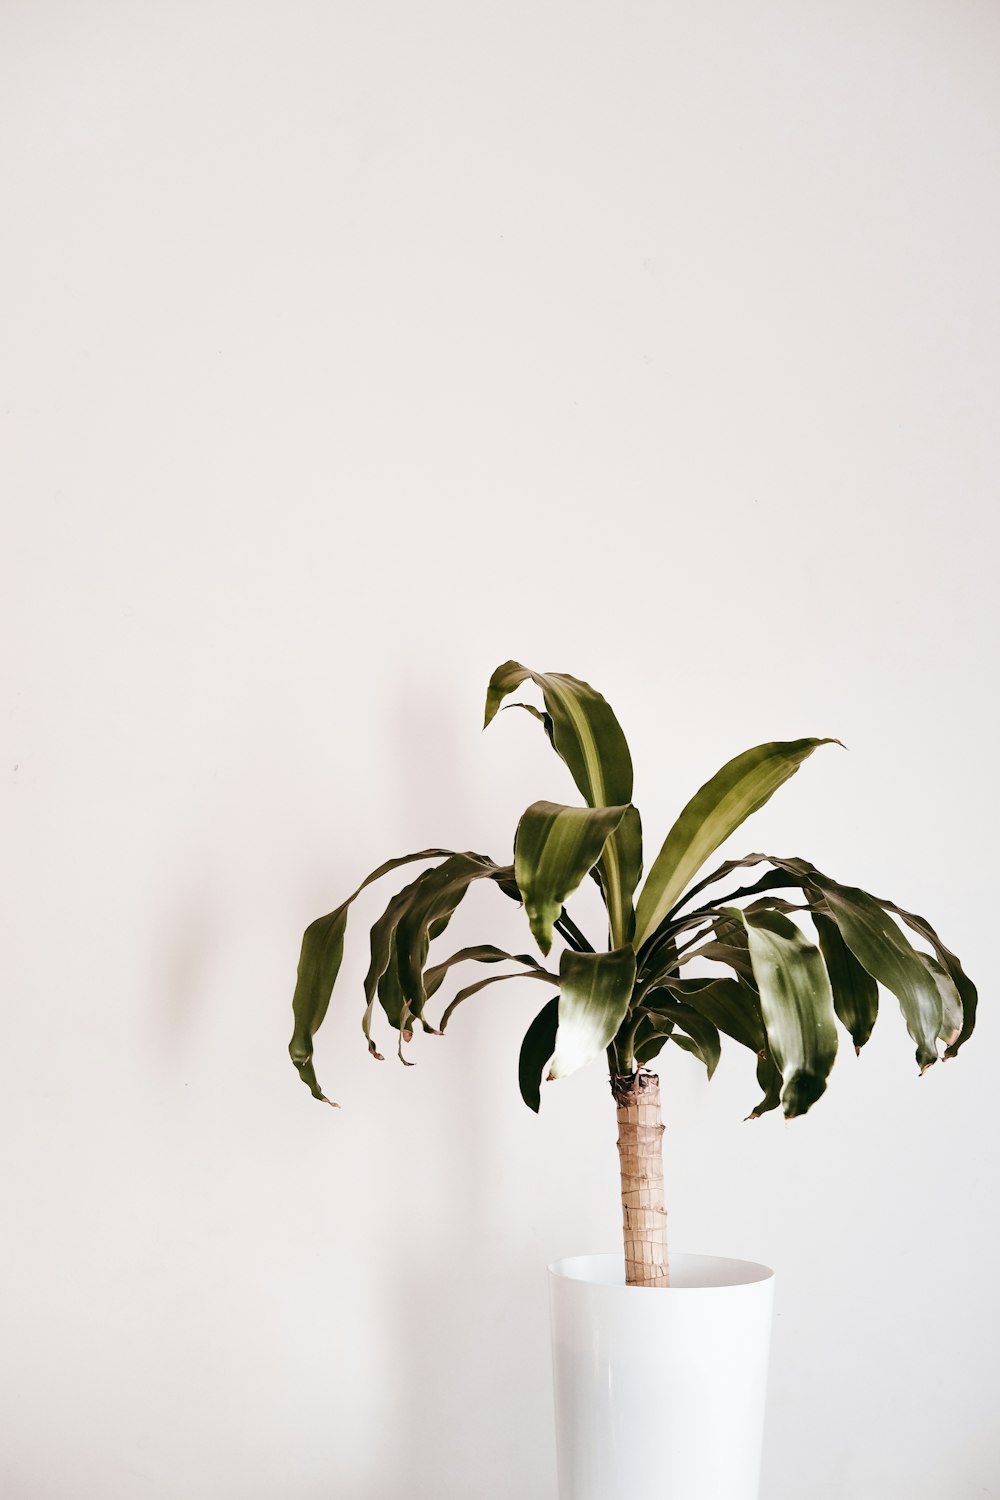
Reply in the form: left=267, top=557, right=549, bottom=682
left=151, top=882, right=221, bottom=1056
left=364, top=670, right=553, bottom=1499
left=383, top=667, right=478, bottom=849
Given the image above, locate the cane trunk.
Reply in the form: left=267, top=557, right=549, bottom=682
left=612, top=1070, right=668, bottom=1287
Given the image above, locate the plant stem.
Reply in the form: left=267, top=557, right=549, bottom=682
left=555, top=909, right=594, bottom=952
left=611, top=1071, right=669, bottom=1287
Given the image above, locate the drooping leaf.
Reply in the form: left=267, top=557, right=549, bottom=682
left=547, top=947, right=637, bottom=1080
left=633, top=740, right=840, bottom=949
left=813, top=880, right=942, bottom=1072
left=875, top=899, right=978, bottom=1058
left=484, top=662, right=633, bottom=804
left=668, top=851, right=773, bottom=913
left=360, top=854, right=516, bottom=1056
left=641, top=994, right=722, bottom=1078
left=748, top=1049, right=783, bottom=1120
left=922, top=954, right=963, bottom=1049
left=424, top=944, right=541, bottom=999
left=671, top=1031, right=718, bottom=1074
left=632, top=1013, right=675, bottom=1065
left=774, top=858, right=975, bottom=1060
left=812, top=910, right=879, bottom=1053
left=514, top=799, right=631, bottom=955
left=391, top=853, right=516, bottom=1021
left=658, top=976, right=765, bottom=1053
left=290, top=847, right=453, bottom=1101
left=518, top=996, right=560, bottom=1112
left=439, top=965, right=557, bottom=1031
left=503, top=700, right=555, bottom=746
left=678, top=938, right=759, bottom=990
left=729, top=906, right=839, bottom=1119
left=485, top=662, right=637, bottom=945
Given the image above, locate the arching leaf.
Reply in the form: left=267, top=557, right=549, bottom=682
left=518, top=996, right=560, bottom=1112
left=748, top=1050, right=783, bottom=1120
left=814, top=881, right=942, bottom=1072
left=360, top=854, right=515, bottom=1057
left=658, top=975, right=765, bottom=1053
left=424, top=944, right=541, bottom=999
left=633, top=740, right=840, bottom=948
left=876, top=899, right=977, bottom=1058
left=812, top=910, right=879, bottom=1053
left=730, top=906, right=839, bottom=1119
left=485, top=662, right=638, bottom=945
left=922, top=954, right=963, bottom=1048
left=633, top=1013, right=675, bottom=1065
left=290, top=847, right=453, bottom=1101
left=439, top=965, right=557, bottom=1031
left=641, top=995, right=722, bottom=1077
left=391, top=854, right=515, bottom=1020
left=514, top=799, right=631, bottom=954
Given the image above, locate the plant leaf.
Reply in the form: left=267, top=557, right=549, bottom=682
left=514, top=799, right=631, bottom=955
left=518, top=996, right=560, bottom=1112
left=659, top=976, right=765, bottom=1053
left=812, top=880, right=942, bottom=1072
left=289, top=847, right=453, bottom=1101
left=633, top=740, right=840, bottom=949
left=547, top=947, right=637, bottom=1080
left=360, top=854, right=515, bottom=1056
left=729, top=906, right=839, bottom=1118
left=922, top=954, right=963, bottom=1048
left=641, top=995, right=722, bottom=1077
left=424, top=944, right=540, bottom=999
left=749, top=1050, right=783, bottom=1120
left=812, top=910, right=879, bottom=1053
left=439, top=965, right=557, bottom=1031
left=874, top=899, right=977, bottom=1058
left=633, top=1013, right=675, bottom=1065
left=391, top=853, right=516, bottom=1020
left=485, top=661, right=637, bottom=945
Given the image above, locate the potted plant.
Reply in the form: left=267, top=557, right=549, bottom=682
left=289, top=661, right=977, bottom=1500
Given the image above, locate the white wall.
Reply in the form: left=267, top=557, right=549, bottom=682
left=3, top=3, right=998, bottom=1496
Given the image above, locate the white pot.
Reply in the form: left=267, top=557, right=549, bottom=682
left=548, top=1253, right=775, bottom=1500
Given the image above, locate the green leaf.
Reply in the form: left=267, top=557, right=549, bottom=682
left=391, top=854, right=515, bottom=1021
left=659, top=976, right=765, bottom=1053
left=591, top=804, right=644, bottom=946
left=633, top=740, right=840, bottom=949
left=875, top=899, right=978, bottom=1058
left=360, top=854, right=514, bottom=1056
left=289, top=847, right=453, bottom=1101
left=439, top=965, right=557, bottom=1031
left=514, top=799, right=631, bottom=955
left=814, top=881, right=942, bottom=1072
left=730, top=906, right=839, bottom=1119
left=518, top=996, right=560, bottom=1112
left=812, top=910, right=879, bottom=1053
left=485, top=661, right=637, bottom=945
left=547, top=947, right=637, bottom=1080
left=749, top=1049, right=783, bottom=1120
left=642, top=994, right=722, bottom=1077
left=424, top=944, right=540, bottom=999
left=632, top=1014, right=674, bottom=1065
left=922, top=954, right=963, bottom=1048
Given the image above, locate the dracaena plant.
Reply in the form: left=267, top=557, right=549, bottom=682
left=290, top=662, right=977, bottom=1287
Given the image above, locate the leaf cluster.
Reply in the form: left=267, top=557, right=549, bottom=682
left=289, top=663, right=976, bottom=1119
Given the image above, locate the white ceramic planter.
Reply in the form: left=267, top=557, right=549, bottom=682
left=548, top=1252, right=774, bottom=1500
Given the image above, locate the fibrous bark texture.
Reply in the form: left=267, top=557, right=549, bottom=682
left=612, top=1070, right=668, bottom=1287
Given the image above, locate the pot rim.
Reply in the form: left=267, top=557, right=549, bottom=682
left=548, top=1251, right=774, bottom=1291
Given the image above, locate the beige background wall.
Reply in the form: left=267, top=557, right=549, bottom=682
left=3, top=2, right=998, bottom=1496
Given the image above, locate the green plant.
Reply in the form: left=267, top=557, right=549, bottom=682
left=289, top=662, right=977, bottom=1285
